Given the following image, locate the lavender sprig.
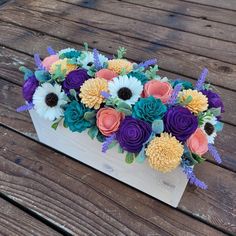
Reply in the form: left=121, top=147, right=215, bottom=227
left=102, top=133, right=116, bottom=153
left=101, top=91, right=111, bottom=99
left=136, top=58, right=157, bottom=70
left=195, top=68, right=208, bottom=91
left=182, top=164, right=208, bottom=189
left=208, top=144, right=222, bottom=164
left=47, top=46, right=56, bottom=55
left=168, top=83, right=182, bottom=105
left=93, top=48, right=102, bottom=70
left=34, top=53, right=44, bottom=70
left=17, top=103, right=34, bottom=112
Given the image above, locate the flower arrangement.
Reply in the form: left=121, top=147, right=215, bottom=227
left=18, top=44, right=225, bottom=189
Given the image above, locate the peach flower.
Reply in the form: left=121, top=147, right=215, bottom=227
left=187, top=128, right=208, bottom=156
left=95, top=69, right=118, bottom=81
left=144, top=80, right=173, bottom=103
left=97, top=108, right=124, bottom=136
left=42, top=55, right=59, bottom=71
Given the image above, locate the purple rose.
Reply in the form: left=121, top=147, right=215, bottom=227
left=201, top=90, right=225, bottom=113
left=116, top=116, right=152, bottom=153
left=62, top=69, right=89, bottom=93
left=164, top=106, right=198, bottom=142
left=22, top=75, right=39, bottom=102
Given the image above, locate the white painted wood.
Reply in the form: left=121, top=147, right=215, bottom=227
left=29, top=110, right=188, bottom=207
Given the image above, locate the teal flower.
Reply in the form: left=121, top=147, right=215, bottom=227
left=171, top=79, right=193, bottom=90
left=127, top=71, right=148, bottom=85
left=64, top=101, right=92, bottom=132
left=133, top=96, right=167, bottom=123
left=59, top=48, right=81, bottom=59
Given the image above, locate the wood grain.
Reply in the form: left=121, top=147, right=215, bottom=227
left=0, top=197, right=60, bottom=236
left=0, top=20, right=236, bottom=92
left=59, top=0, right=236, bottom=43
left=122, top=0, right=236, bottom=25
left=0, top=126, right=228, bottom=235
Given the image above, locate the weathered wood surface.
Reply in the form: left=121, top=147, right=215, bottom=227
left=0, top=198, right=61, bottom=236
left=0, top=0, right=236, bottom=235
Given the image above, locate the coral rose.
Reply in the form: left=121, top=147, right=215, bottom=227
left=42, top=55, right=59, bottom=71
left=95, top=69, right=118, bottom=81
left=187, top=128, right=208, bottom=156
left=97, top=108, right=124, bottom=136
left=144, top=80, right=173, bottom=104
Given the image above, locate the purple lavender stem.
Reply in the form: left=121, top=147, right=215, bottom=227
left=208, top=144, right=222, bottom=164
left=168, top=83, right=182, bottom=105
left=102, top=133, right=116, bottom=153
left=136, top=58, right=157, bottom=69
left=93, top=48, right=102, bottom=70
left=101, top=91, right=111, bottom=99
left=47, top=46, right=56, bottom=55
left=34, top=53, right=44, bottom=70
left=16, top=103, right=34, bottom=112
left=195, top=68, right=208, bottom=90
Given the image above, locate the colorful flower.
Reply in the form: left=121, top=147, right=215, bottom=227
left=96, top=107, right=124, bottom=136
left=187, top=128, right=208, bottom=156
left=108, top=75, right=143, bottom=105
left=62, top=69, right=89, bottom=93
left=33, top=83, right=67, bottom=121
left=200, top=89, right=224, bottom=113
left=49, top=58, right=77, bottom=75
left=179, top=89, right=208, bottom=114
left=171, top=79, right=193, bottom=90
left=42, top=55, right=59, bottom=71
left=132, top=96, right=167, bottom=123
left=200, top=114, right=217, bottom=144
left=64, top=101, right=92, bottom=132
left=108, top=59, right=133, bottom=74
left=116, top=116, right=152, bottom=153
left=146, top=133, right=183, bottom=173
left=164, top=106, right=198, bottom=142
left=22, top=75, right=39, bottom=102
left=58, top=48, right=81, bottom=59
left=144, top=80, right=173, bottom=104
left=79, top=78, right=108, bottom=109
left=95, top=68, right=118, bottom=81
left=127, top=71, right=148, bottom=85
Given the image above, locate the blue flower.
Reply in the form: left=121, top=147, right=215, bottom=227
left=133, top=96, right=167, bottom=123
left=64, top=101, right=92, bottom=132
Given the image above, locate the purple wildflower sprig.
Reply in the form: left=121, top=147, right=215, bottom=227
left=208, top=144, right=222, bottom=164
left=34, top=53, right=45, bottom=70
left=102, top=133, right=116, bottom=153
left=47, top=46, right=56, bottom=55
left=195, top=68, right=208, bottom=91
left=17, top=102, right=34, bottom=112
left=135, top=58, right=157, bottom=70
left=168, top=83, right=182, bottom=105
left=93, top=48, right=102, bottom=70
left=100, top=91, right=111, bottom=99
left=182, top=162, right=208, bottom=189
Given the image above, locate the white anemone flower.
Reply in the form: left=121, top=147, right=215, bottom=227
left=108, top=75, right=143, bottom=105
left=77, top=51, right=108, bottom=70
left=200, top=114, right=217, bottom=144
left=33, top=83, right=68, bottom=121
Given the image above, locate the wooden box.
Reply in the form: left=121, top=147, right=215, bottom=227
left=29, top=110, right=188, bottom=207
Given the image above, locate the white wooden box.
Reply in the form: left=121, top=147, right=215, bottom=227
left=29, top=109, right=188, bottom=207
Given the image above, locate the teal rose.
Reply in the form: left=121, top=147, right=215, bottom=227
left=64, top=101, right=92, bottom=132
left=171, top=79, right=193, bottom=90
left=127, top=71, right=148, bottom=85
left=133, top=96, right=167, bottom=123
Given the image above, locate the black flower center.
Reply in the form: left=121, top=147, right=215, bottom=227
left=117, top=87, right=132, bottom=100
left=204, top=122, right=214, bottom=135
left=45, top=93, right=59, bottom=107
left=87, top=62, right=93, bottom=67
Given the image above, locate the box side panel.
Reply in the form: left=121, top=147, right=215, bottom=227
left=29, top=110, right=188, bottom=207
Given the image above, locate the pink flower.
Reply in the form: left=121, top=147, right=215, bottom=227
left=96, top=108, right=124, bottom=136
left=144, top=80, right=173, bottom=103
left=187, top=128, right=208, bottom=156
left=95, top=69, right=118, bottom=81
left=42, top=55, right=59, bottom=71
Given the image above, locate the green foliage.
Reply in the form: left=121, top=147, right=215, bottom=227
left=19, top=66, right=34, bottom=81
left=51, top=117, right=63, bottom=130
left=209, top=107, right=221, bottom=117
left=35, top=70, right=50, bottom=83
left=136, top=148, right=146, bottom=163
left=87, top=126, right=98, bottom=140
left=145, top=65, right=160, bottom=80
left=116, top=46, right=127, bottom=59
left=69, top=89, right=78, bottom=101
left=125, top=152, right=134, bottom=164
left=51, top=64, right=65, bottom=82
left=118, top=145, right=124, bottom=154
left=192, top=153, right=205, bottom=164
left=84, top=42, right=89, bottom=51
left=181, top=95, right=193, bottom=106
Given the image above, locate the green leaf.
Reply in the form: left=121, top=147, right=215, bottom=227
left=96, top=132, right=105, bottom=143
left=118, top=145, right=124, bottom=154
left=19, top=66, right=34, bottom=80
left=84, top=42, right=89, bottom=51
left=209, top=107, right=221, bottom=117
left=117, top=46, right=127, bottom=59
left=152, top=120, right=164, bottom=134
left=117, top=107, right=132, bottom=116
left=125, top=152, right=134, bottom=164
left=181, top=95, right=193, bottom=106
left=87, top=126, right=98, bottom=140
left=51, top=117, right=63, bottom=130
left=69, top=89, right=78, bottom=101
left=120, top=68, right=127, bottom=75
left=192, top=153, right=205, bottom=163
left=84, top=110, right=96, bottom=121
left=136, top=149, right=146, bottom=163
left=108, top=140, right=118, bottom=149
left=117, top=101, right=132, bottom=110
left=35, top=70, right=50, bottom=82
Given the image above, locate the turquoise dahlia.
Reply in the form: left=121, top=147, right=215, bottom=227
left=64, top=101, right=92, bottom=132
left=133, top=96, right=167, bottom=123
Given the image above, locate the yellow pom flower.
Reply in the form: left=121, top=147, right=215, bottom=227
left=179, top=89, right=208, bottom=114
left=146, top=133, right=183, bottom=173
left=108, top=59, right=133, bottom=74
left=79, top=78, right=108, bottom=109
left=49, top=58, right=77, bottom=75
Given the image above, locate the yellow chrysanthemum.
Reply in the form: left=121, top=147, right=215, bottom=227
left=107, top=59, right=133, bottom=74
left=146, top=133, right=183, bottom=173
left=49, top=58, right=77, bottom=75
left=79, top=78, right=108, bottom=109
left=179, top=89, right=208, bottom=114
